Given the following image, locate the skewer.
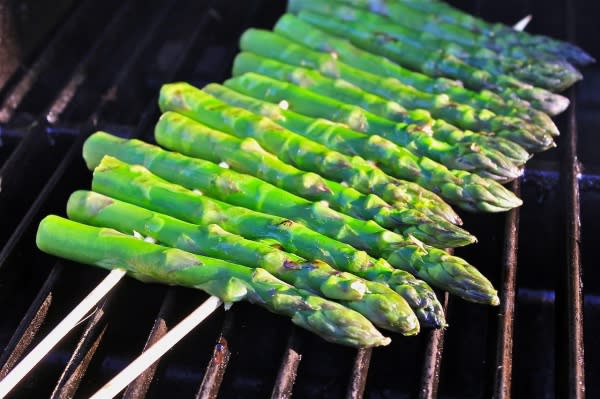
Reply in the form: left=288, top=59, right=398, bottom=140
left=90, top=296, right=223, bottom=399
left=0, top=268, right=127, bottom=398
left=513, top=15, right=532, bottom=32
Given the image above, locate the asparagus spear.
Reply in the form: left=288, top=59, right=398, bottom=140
left=233, top=51, right=532, bottom=164
left=287, top=0, right=581, bottom=91
left=204, top=83, right=522, bottom=213
left=90, top=156, right=500, bottom=305
left=37, top=215, right=391, bottom=347
left=238, top=29, right=555, bottom=153
left=273, top=14, right=560, bottom=137
left=75, top=186, right=444, bottom=330
left=67, top=190, right=436, bottom=330
left=225, top=72, right=524, bottom=181
left=83, top=131, right=474, bottom=249
left=296, top=9, right=570, bottom=116
left=349, top=0, right=595, bottom=66
left=158, top=82, right=461, bottom=223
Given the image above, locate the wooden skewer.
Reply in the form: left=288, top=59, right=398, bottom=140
left=0, top=268, right=127, bottom=398
left=513, top=14, right=532, bottom=31
left=89, top=295, right=223, bottom=399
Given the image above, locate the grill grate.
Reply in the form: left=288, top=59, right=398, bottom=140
left=0, top=0, right=597, bottom=397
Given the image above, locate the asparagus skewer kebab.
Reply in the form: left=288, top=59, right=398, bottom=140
left=85, top=144, right=467, bottom=258
left=225, top=72, right=524, bottom=181
left=273, top=14, right=560, bottom=137
left=287, top=0, right=581, bottom=91
left=343, top=0, right=595, bottom=66
left=90, top=156, right=500, bottom=305
left=296, top=10, right=569, bottom=116
left=232, top=51, right=532, bottom=163
left=68, top=190, right=440, bottom=330
left=238, top=29, right=555, bottom=153
left=158, top=83, right=462, bottom=223
left=37, top=215, right=391, bottom=347
left=85, top=131, right=473, bottom=247
left=204, top=83, right=522, bottom=213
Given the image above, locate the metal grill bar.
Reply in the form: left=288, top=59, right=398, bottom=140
left=346, top=348, right=372, bottom=399
left=560, top=1, right=585, bottom=398
left=492, top=180, right=521, bottom=399
left=195, top=312, right=235, bottom=399
left=419, top=294, right=450, bottom=399
left=0, top=0, right=90, bottom=123
left=270, top=327, right=303, bottom=399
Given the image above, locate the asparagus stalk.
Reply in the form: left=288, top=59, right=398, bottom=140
left=238, top=29, right=555, bottom=153
left=287, top=0, right=582, bottom=91
left=273, top=14, right=560, bottom=137
left=350, top=0, right=595, bottom=66
left=90, top=156, right=500, bottom=305
left=159, top=117, right=472, bottom=242
left=204, top=83, right=523, bottom=213
left=68, top=191, right=430, bottom=331
left=233, top=51, right=532, bottom=164
left=83, top=131, right=474, bottom=249
left=37, top=215, right=391, bottom=347
left=225, top=72, right=524, bottom=181
left=296, top=9, right=570, bottom=116
left=158, top=82, right=461, bottom=224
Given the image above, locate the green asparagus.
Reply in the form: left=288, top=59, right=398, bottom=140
left=237, top=29, right=555, bottom=153
left=157, top=116, right=473, bottom=242
left=345, top=0, right=595, bottom=66
left=204, top=83, right=522, bottom=213
left=225, top=72, right=525, bottom=180
left=287, top=0, right=581, bottom=91
left=296, top=9, right=570, bottom=116
left=37, top=215, right=391, bottom=347
left=273, top=14, right=560, bottom=137
left=90, top=156, right=500, bottom=305
left=83, top=131, right=474, bottom=249
left=68, top=191, right=430, bottom=331
left=232, top=51, right=532, bottom=164
left=158, top=82, right=462, bottom=223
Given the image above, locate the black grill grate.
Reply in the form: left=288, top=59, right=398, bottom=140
left=0, top=0, right=597, bottom=398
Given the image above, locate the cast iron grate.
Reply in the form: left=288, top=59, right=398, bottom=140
left=0, top=0, right=597, bottom=397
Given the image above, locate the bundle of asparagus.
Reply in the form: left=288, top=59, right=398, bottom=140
left=34, top=0, right=590, bottom=348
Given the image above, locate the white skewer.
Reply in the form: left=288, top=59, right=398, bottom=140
left=90, top=295, right=223, bottom=399
left=513, top=14, right=532, bottom=31
left=0, top=268, right=127, bottom=398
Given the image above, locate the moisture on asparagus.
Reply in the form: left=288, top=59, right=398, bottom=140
left=204, top=83, right=522, bottom=213
left=37, top=215, right=391, bottom=347
left=295, top=9, right=570, bottom=116
left=90, top=156, right=500, bottom=306
left=158, top=82, right=462, bottom=224
left=272, top=14, right=560, bottom=138
left=232, top=51, right=533, bottom=164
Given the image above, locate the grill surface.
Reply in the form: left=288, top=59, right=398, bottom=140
left=0, top=0, right=598, bottom=398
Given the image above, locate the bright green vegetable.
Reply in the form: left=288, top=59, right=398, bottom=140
left=287, top=0, right=582, bottom=91
left=37, top=215, right=392, bottom=347
left=204, top=83, right=522, bottom=213
left=296, top=9, right=570, bottom=115
left=90, top=156, right=500, bottom=305
left=158, top=82, right=461, bottom=223
left=273, top=14, right=560, bottom=138
left=232, top=51, right=532, bottom=164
